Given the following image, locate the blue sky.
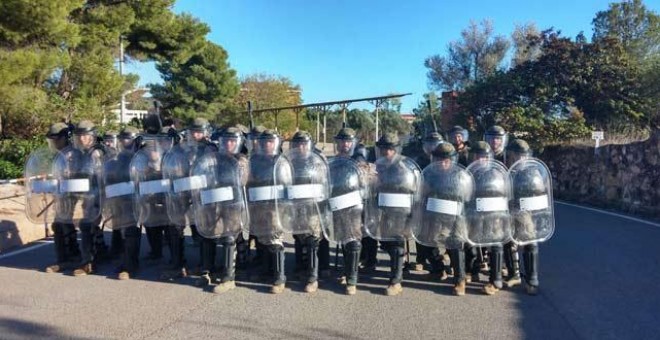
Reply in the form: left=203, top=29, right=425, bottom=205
left=124, top=0, right=658, bottom=113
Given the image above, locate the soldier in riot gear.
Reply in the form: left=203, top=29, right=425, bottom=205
left=507, top=139, right=554, bottom=295
left=284, top=131, right=330, bottom=293
left=324, top=127, right=368, bottom=295
left=447, top=126, right=470, bottom=167
left=246, top=129, right=292, bottom=294
left=467, top=141, right=512, bottom=295
left=55, top=120, right=106, bottom=276
left=102, top=131, right=119, bottom=157
left=161, top=118, right=217, bottom=281
left=40, top=123, right=81, bottom=273
left=102, top=130, right=123, bottom=259
left=412, top=131, right=445, bottom=273
left=368, top=133, right=421, bottom=296
left=104, top=126, right=141, bottom=280
left=484, top=125, right=508, bottom=163
left=192, top=127, right=249, bottom=293
left=416, top=143, right=474, bottom=295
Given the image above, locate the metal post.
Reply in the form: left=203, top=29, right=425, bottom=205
left=323, top=112, right=327, bottom=146
left=119, top=36, right=125, bottom=124
left=375, top=105, right=379, bottom=142
left=316, top=109, right=320, bottom=143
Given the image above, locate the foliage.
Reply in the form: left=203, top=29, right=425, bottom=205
left=424, top=20, right=510, bottom=91
left=0, top=137, right=45, bottom=178
left=150, top=41, right=239, bottom=123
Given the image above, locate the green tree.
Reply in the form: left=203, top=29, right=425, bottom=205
left=150, top=41, right=239, bottom=123
left=592, top=0, right=660, bottom=62
left=424, top=20, right=510, bottom=91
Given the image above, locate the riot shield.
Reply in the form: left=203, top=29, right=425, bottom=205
left=276, top=149, right=331, bottom=236
left=365, top=154, right=420, bottom=241
left=52, top=146, right=103, bottom=225
left=465, top=159, right=512, bottom=246
left=162, top=144, right=199, bottom=227
left=413, top=163, right=473, bottom=249
left=102, top=149, right=136, bottom=230
left=24, top=147, right=58, bottom=224
left=191, top=153, right=248, bottom=239
left=509, top=158, right=555, bottom=245
left=245, top=153, right=292, bottom=238
left=130, top=136, right=172, bottom=227
left=323, top=157, right=367, bottom=244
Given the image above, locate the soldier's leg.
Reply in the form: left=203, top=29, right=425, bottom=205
left=145, top=226, right=163, bottom=261
left=197, top=237, right=217, bottom=287
left=463, top=244, right=481, bottom=283
left=318, top=237, right=330, bottom=278
left=118, top=226, right=141, bottom=280
left=381, top=240, right=405, bottom=296
left=63, top=223, right=80, bottom=260
left=523, top=243, right=539, bottom=295
left=267, top=238, right=286, bottom=294
left=504, top=241, right=521, bottom=287
left=73, top=223, right=94, bottom=276
left=360, top=236, right=378, bottom=271
left=213, top=235, right=237, bottom=294
left=343, top=240, right=362, bottom=295
left=235, top=233, right=248, bottom=271
left=110, top=229, right=124, bottom=259
left=449, top=248, right=466, bottom=296
left=304, top=234, right=320, bottom=293
left=46, top=223, right=68, bottom=273
left=161, top=225, right=186, bottom=280
left=427, top=247, right=447, bottom=280
left=93, top=224, right=108, bottom=261
left=483, top=244, right=503, bottom=295
left=189, top=224, right=202, bottom=246
left=293, top=235, right=305, bottom=278
left=415, top=241, right=428, bottom=270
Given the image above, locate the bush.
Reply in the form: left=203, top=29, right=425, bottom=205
left=0, top=138, right=46, bottom=179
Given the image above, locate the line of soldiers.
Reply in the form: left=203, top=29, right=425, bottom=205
left=24, top=117, right=554, bottom=296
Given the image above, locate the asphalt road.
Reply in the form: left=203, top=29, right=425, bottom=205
left=0, top=202, right=659, bottom=339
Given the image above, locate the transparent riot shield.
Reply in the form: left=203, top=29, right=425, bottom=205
left=413, top=163, right=473, bottom=250
left=509, top=158, right=555, bottom=245
left=323, top=157, right=367, bottom=245
left=245, top=153, right=292, bottom=238
left=24, top=147, right=58, bottom=224
left=130, top=136, right=172, bottom=227
left=465, top=159, right=512, bottom=246
left=191, top=153, right=248, bottom=239
left=52, top=146, right=103, bottom=225
left=365, top=154, right=421, bottom=241
left=102, top=149, right=137, bottom=230
left=277, top=149, right=331, bottom=236
left=162, top=144, right=199, bottom=227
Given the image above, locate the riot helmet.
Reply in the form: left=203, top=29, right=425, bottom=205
left=46, top=122, right=71, bottom=151
left=290, top=130, right=313, bottom=157
left=469, top=141, right=493, bottom=163
left=422, top=131, right=444, bottom=156
left=375, top=132, right=400, bottom=160
left=353, top=143, right=368, bottom=163
left=430, top=142, right=458, bottom=167
left=505, top=139, right=532, bottom=167
left=484, top=125, right=508, bottom=155
left=247, top=125, right=266, bottom=153
left=103, top=130, right=119, bottom=150
left=334, top=127, right=357, bottom=157
left=447, top=125, right=468, bottom=148
left=143, top=114, right=163, bottom=135
left=218, top=127, right=244, bottom=155
left=73, top=120, right=98, bottom=151
left=118, top=126, right=140, bottom=152
left=257, top=129, right=281, bottom=156
left=188, top=117, right=211, bottom=142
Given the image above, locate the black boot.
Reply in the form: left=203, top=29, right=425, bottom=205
left=214, top=236, right=237, bottom=294
left=484, top=245, right=503, bottom=295
left=270, top=245, right=286, bottom=294
left=449, top=248, right=466, bottom=295
left=235, top=233, right=249, bottom=270
left=318, top=237, right=330, bottom=277
left=524, top=244, right=539, bottom=295
left=343, top=240, right=361, bottom=295
left=119, top=226, right=141, bottom=280
left=161, top=226, right=186, bottom=280
left=305, top=236, right=319, bottom=292
left=198, top=238, right=217, bottom=286
left=504, top=242, right=521, bottom=287
left=384, top=241, right=404, bottom=296
left=428, top=247, right=446, bottom=279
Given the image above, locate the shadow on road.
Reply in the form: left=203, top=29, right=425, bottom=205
left=0, top=317, right=86, bottom=340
